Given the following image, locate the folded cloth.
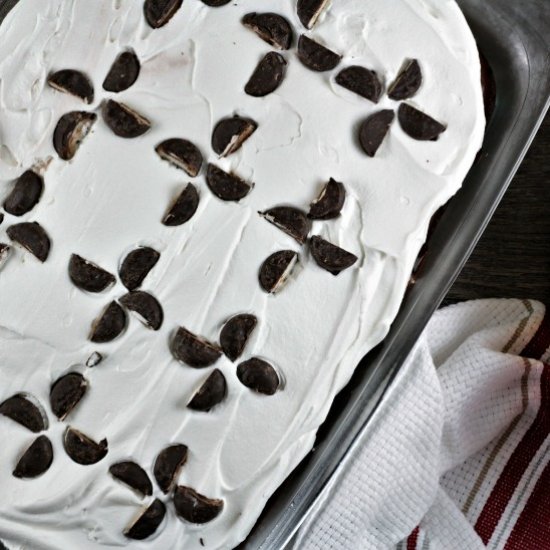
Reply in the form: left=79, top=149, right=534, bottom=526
left=294, top=299, right=550, bottom=550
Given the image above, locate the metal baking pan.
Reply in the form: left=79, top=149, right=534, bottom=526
left=242, top=0, right=550, bottom=548
left=0, top=1, right=548, bottom=549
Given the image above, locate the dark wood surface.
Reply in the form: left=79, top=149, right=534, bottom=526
left=446, top=113, right=550, bottom=305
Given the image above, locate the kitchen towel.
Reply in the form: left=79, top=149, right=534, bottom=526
left=294, top=299, right=550, bottom=550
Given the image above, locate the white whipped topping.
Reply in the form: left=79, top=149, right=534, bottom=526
left=0, top=0, right=484, bottom=548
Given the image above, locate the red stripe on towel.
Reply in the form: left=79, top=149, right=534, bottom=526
left=406, top=526, right=419, bottom=550
left=474, top=365, right=550, bottom=544
left=521, top=308, right=550, bottom=360
left=504, top=459, right=550, bottom=549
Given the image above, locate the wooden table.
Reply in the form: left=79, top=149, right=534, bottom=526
left=446, top=113, right=550, bottom=305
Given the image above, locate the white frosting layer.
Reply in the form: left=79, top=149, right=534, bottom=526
left=0, top=1, right=484, bottom=548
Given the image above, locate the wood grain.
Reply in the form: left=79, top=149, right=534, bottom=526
left=446, top=113, right=550, bottom=305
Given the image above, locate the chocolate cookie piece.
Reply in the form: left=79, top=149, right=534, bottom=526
left=53, top=111, right=97, bottom=160
left=103, top=51, right=141, bottom=93
left=69, top=254, right=116, bottom=293
left=237, top=358, right=280, bottom=395
left=119, top=247, right=160, bottom=291
left=13, top=435, right=53, bottom=479
left=200, top=0, right=231, bottom=5
left=47, top=69, right=94, bottom=104
left=143, top=0, right=183, bottom=28
left=119, top=291, right=164, bottom=331
left=310, top=236, right=358, bottom=275
left=102, top=100, right=151, bottom=138
left=211, top=116, right=258, bottom=157
left=125, top=499, right=166, bottom=540
left=86, top=352, right=104, bottom=368
left=335, top=66, right=383, bottom=103
left=153, top=444, right=188, bottom=493
left=259, top=250, right=298, bottom=294
left=188, top=370, right=227, bottom=412
left=245, top=52, right=287, bottom=97
left=174, top=486, right=224, bottom=524
left=89, top=301, right=127, bottom=343
left=0, top=243, right=11, bottom=271
left=397, top=104, right=446, bottom=141
left=7, top=222, right=51, bottom=262
left=162, top=184, right=200, bottom=226
left=50, top=373, right=88, bottom=421
left=63, top=427, right=108, bottom=465
left=297, top=0, right=330, bottom=29
left=110, top=461, right=153, bottom=497
left=359, top=110, right=395, bottom=157
left=171, top=327, right=222, bottom=368
left=297, top=35, right=341, bottom=72
left=3, top=171, right=44, bottom=217
left=260, top=206, right=311, bottom=244
left=308, top=178, right=346, bottom=220
left=155, top=138, right=203, bottom=177
left=242, top=12, right=293, bottom=50
left=220, top=314, right=258, bottom=361
left=388, top=59, right=422, bottom=100
left=0, top=394, right=48, bottom=433
left=206, top=164, right=253, bottom=202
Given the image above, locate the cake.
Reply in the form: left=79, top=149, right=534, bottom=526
left=0, top=0, right=485, bottom=548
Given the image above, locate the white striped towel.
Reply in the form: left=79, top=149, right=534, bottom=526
left=294, top=299, right=550, bottom=550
